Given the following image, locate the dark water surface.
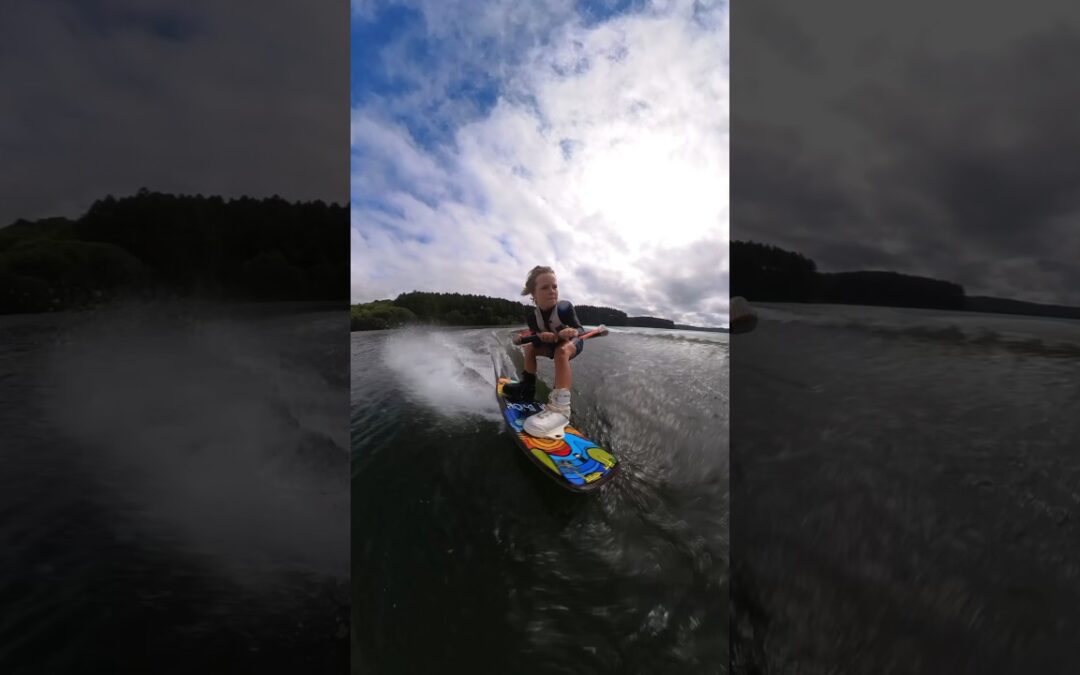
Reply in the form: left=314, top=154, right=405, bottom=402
left=352, top=326, right=729, bottom=674
left=732, top=304, right=1080, bottom=674
left=1, top=302, right=349, bottom=674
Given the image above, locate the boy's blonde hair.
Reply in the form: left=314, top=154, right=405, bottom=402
left=521, top=265, right=555, bottom=296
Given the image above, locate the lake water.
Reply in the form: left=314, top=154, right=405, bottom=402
left=351, top=325, right=730, bottom=674
left=0, top=302, right=350, bottom=673
left=731, top=303, right=1080, bottom=674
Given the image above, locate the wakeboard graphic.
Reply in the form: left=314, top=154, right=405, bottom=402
left=495, top=377, right=618, bottom=492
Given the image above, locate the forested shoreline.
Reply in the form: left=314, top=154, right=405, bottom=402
left=351, top=292, right=682, bottom=332
left=731, top=240, right=1080, bottom=320
left=0, top=189, right=347, bottom=314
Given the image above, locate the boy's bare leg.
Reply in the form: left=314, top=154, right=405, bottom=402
left=553, top=341, right=573, bottom=390
left=524, top=343, right=537, bottom=374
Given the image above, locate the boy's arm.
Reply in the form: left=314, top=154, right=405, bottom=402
left=554, top=302, right=583, bottom=339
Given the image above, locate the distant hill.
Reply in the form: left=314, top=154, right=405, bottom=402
left=732, top=240, right=1080, bottom=321
left=965, top=296, right=1080, bottom=320
left=817, top=271, right=964, bottom=310
left=674, top=324, right=729, bottom=333
left=575, top=304, right=628, bottom=326
left=575, top=305, right=678, bottom=329
left=627, top=316, right=675, bottom=329
left=0, top=217, right=75, bottom=249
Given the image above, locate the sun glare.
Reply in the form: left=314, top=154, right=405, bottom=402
left=577, top=132, right=723, bottom=251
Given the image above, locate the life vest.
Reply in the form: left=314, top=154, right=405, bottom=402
left=533, top=301, right=574, bottom=334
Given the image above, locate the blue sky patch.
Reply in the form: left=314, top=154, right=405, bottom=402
left=351, top=4, right=425, bottom=103
left=576, top=0, right=650, bottom=27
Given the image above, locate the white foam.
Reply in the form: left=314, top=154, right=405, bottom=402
left=380, top=328, right=503, bottom=422
left=44, top=304, right=349, bottom=584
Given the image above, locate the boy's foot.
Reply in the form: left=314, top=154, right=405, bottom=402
left=502, top=371, right=536, bottom=401
left=524, top=388, right=571, bottom=439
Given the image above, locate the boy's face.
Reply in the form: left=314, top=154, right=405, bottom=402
left=533, top=273, right=558, bottom=310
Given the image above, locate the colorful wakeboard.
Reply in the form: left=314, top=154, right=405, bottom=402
left=495, top=377, right=618, bottom=492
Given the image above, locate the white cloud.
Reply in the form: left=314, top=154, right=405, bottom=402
left=351, top=111, right=452, bottom=203
left=352, top=1, right=729, bottom=325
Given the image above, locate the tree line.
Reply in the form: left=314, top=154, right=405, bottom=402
left=730, top=240, right=966, bottom=310
left=0, top=189, right=347, bottom=314
left=570, top=305, right=672, bottom=327
left=351, top=293, right=676, bottom=331
left=351, top=292, right=529, bottom=331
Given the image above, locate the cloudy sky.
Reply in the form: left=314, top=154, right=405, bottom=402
left=735, top=0, right=1080, bottom=305
left=0, top=0, right=347, bottom=227
left=351, top=0, right=730, bottom=326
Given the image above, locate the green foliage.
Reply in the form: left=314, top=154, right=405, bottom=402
left=351, top=292, right=528, bottom=331
left=351, top=300, right=417, bottom=330
left=575, top=304, right=628, bottom=326
left=350, top=292, right=683, bottom=331
left=0, top=239, right=145, bottom=311
left=0, top=189, right=347, bottom=314
left=392, top=291, right=528, bottom=326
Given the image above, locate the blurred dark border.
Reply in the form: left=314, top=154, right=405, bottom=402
left=731, top=0, right=1080, bottom=672
left=0, top=1, right=349, bottom=673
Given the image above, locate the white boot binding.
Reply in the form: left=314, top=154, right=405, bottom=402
left=524, top=388, right=572, bottom=439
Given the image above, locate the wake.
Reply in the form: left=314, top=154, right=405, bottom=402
left=380, top=328, right=504, bottom=422
left=44, top=303, right=349, bottom=584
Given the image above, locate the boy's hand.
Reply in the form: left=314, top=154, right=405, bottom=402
left=539, top=332, right=557, bottom=343
left=557, top=328, right=577, bottom=341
